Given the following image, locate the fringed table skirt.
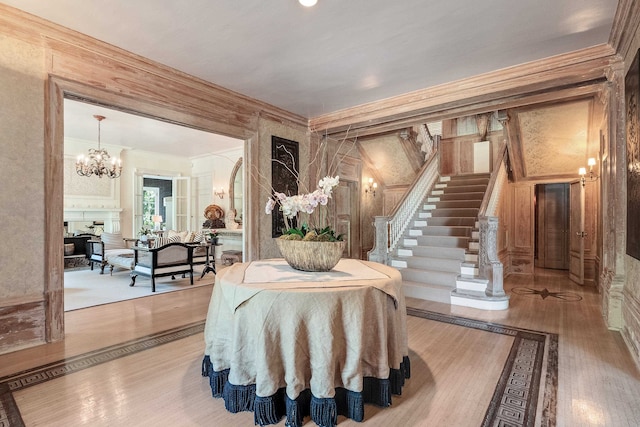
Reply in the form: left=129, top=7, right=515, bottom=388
left=201, top=259, right=411, bottom=427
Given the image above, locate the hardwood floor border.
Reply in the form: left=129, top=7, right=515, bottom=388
left=407, top=307, right=558, bottom=427
left=0, top=310, right=558, bottom=427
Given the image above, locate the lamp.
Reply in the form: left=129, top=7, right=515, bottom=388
left=76, top=115, right=122, bottom=179
left=364, top=178, right=377, bottom=197
left=215, top=187, right=225, bottom=199
left=579, top=157, right=598, bottom=187
left=299, top=0, right=317, bottom=7
left=152, top=215, right=163, bottom=231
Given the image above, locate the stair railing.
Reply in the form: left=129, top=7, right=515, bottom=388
left=477, top=142, right=509, bottom=297
left=369, top=147, right=440, bottom=264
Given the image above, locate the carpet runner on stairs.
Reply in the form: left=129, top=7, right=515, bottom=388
left=391, top=174, right=489, bottom=304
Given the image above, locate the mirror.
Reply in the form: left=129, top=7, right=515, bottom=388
left=229, top=157, right=243, bottom=225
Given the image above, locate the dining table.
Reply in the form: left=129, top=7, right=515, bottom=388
left=201, top=258, right=410, bottom=427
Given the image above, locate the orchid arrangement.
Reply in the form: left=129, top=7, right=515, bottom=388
left=265, top=175, right=344, bottom=242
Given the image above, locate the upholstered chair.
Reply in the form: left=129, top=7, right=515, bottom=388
left=129, top=242, right=194, bottom=292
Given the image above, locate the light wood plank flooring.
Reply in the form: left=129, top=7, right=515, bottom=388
left=1, top=268, right=639, bottom=426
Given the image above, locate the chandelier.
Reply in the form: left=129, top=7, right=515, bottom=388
left=75, top=115, right=122, bottom=179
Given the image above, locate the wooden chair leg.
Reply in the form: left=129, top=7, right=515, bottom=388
left=152, top=276, right=156, bottom=293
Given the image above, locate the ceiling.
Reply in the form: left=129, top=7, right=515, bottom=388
left=4, top=1, right=618, bottom=162
left=4, top=0, right=617, bottom=119
left=64, top=99, right=243, bottom=158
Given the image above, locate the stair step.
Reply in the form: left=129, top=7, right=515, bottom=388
left=403, top=280, right=452, bottom=304
left=397, top=245, right=466, bottom=260
left=408, top=225, right=472, bottom=237
left=429, top=208, right=479, bottom=218
left=405, top=235, right=470, bottom=248
left=428, top=200, right=482, bottom=209
left=434, top=192, right=485, bottom=201
left=400, top=267, right=459, bottom=287
left=439, top=184, right=488, bottom=193
left=391, top=255, right=462, bottom=273
left=414, top=217, right=477, bottom=227
left=456, top=274, right=488, bottom=292
left=460, top=262, right=479, bottom=276
left=450, top=289, right=509, bottom=310
left=441, top=177, right=490, bottom=186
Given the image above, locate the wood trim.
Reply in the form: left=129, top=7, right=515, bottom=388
left=311, top=45, right=616, bottom=134
left=0, top=3, right=306, bottom=132
left=356, top=143, right=385, bottom=187
left=325, top=81, right=609, bottom=141
left=397, top=134, right=423, bottom=174
left=45, top=76, right=65, bottom=342
left=609, top=0, right=640, bottom=60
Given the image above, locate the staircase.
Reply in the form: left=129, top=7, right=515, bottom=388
left=389, top=174, right=490, bottom=305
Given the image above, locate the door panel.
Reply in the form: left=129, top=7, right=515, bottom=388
left=334, top=180, right=360, bottom=259
left=569, top=181, right=585, bottom=284
left=537, top=183, right=569, bottom=270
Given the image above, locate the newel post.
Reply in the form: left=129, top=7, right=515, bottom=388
left=478, top=216, right=505, bottom=297
left=368, top=216, right=390, bottom=264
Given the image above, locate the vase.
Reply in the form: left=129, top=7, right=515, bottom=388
left=275, top=238, right=346, bottom=272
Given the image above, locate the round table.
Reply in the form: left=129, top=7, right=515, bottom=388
left=201, top=258, right=410, bottom=427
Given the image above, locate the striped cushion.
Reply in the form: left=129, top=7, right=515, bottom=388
left=101, top=232, right=126, bottom=251
left=152, top=235, right=181, bottom=248
left=168, top=230, right=190, bottom=242
left=192, top=231, right=205, bottom=243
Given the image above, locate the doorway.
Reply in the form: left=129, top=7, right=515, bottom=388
left=535, top=183, right=570, bottom=270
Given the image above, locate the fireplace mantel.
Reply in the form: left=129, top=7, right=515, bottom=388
left=64, top=208, right=123, bottom=233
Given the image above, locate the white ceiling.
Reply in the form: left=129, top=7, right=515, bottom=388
left=63, top=99, right=243, bottom=158
left=4, top=1, right=618, bottom=157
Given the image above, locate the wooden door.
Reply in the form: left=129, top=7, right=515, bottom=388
left=334, top=180, right=360, bottom=259
left=569, top=181, right=585, bottom=284
left=536, top=183, right=569, bottom=269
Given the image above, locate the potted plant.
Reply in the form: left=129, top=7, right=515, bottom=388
left=139, top=226, right=152, bottom=244
left=208, top=230, right=219, bottom=245
left=265, top=175, right=346, bottom=271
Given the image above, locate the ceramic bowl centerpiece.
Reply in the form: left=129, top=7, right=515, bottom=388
left=266, top=176, right=345, bottom=272
left=275, top=227, right=346, bottom=272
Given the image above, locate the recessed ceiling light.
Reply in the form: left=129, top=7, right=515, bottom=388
left=299, top=0, right=317, bottom=7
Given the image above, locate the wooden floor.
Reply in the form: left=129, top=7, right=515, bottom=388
left=1, top=268, right=639, bottom=426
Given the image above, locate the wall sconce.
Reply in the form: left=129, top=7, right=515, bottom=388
left=364, top=178, right=377, bottom=197
left=579, top=158, right=599, bottom=187
left=215, top=187, right=225, bottom=199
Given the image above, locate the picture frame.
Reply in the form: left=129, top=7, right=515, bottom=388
left=271, top=136, right=299, bottom=238
left=625, top=48, right=640, bottom=261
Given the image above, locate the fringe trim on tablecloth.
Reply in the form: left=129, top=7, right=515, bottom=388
left=201, top=355, right=411, bottom=427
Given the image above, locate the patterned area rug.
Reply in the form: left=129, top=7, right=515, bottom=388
left=0, top=310, right=557, bottom=426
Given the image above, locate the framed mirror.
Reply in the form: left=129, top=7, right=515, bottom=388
left=229, top=157, right=243, bottom=225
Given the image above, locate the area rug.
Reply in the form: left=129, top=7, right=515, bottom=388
left=63, top=266, right=215, bottom=311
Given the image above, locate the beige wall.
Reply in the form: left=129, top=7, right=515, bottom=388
left=0, top=6, right=307, bottom=354
left=0, top=35, right=47, bottom=352
left=256, top=118, right=309, bottom=259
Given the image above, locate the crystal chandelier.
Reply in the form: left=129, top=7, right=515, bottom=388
left=75, top=115, right=122, bottom=179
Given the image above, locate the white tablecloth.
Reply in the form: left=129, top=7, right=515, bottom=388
left=202, top=259, right=409, bottom=426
